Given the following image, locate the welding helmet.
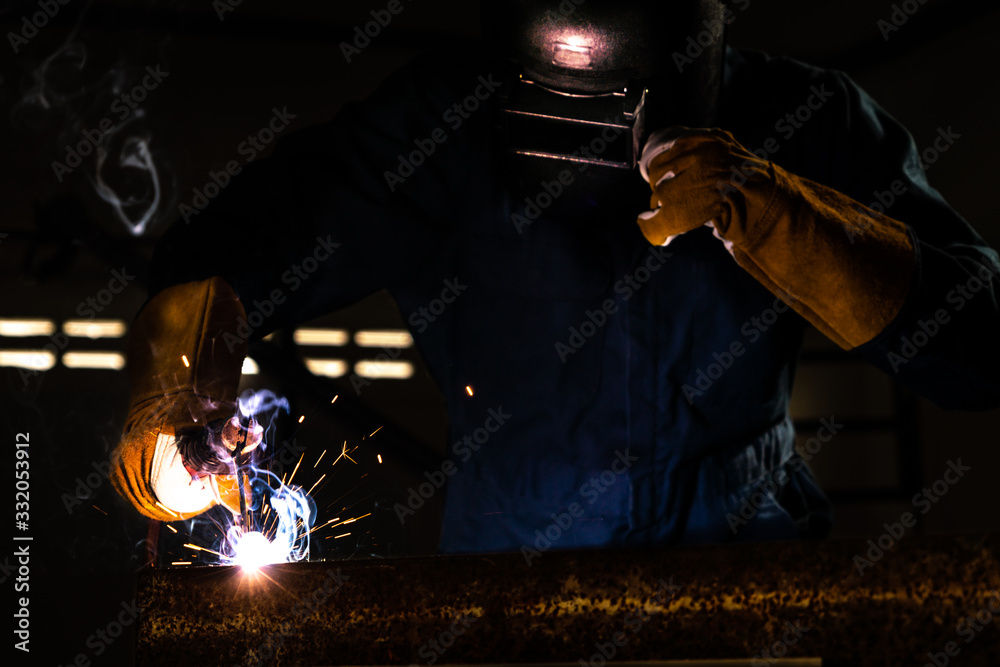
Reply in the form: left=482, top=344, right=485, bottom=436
left=484, top=0, right=729, bottom=216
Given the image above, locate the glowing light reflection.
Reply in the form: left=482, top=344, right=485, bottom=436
left=63, top=319, right=127, bottom=338
left=0, top=319, right=56, bottom=337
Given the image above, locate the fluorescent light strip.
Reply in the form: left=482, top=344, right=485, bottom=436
left=305, top=358, right=348, bottom=378
left=241, top=358, right=259, bottom=375
left=354, top=360, right=414, bottom=379
left=354, top=330, right=413, bottom=348
left=294, top=329, right=349, bottom=346
left=0, top=319, right=56, bottom=337
left=0, top=350, right=56, bottom=370
left=62, top=352, right=126, bottom=370
left=63, top=319, right=127, bottom=339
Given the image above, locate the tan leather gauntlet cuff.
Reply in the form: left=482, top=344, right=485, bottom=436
left=719, top=164, right=915, bottom=350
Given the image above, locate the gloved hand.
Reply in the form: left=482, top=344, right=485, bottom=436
left=221, top=416, right=264, bottom=455
left=637, top=127, right=915, bottom=349
left=110, top=277, right=251, bottom=521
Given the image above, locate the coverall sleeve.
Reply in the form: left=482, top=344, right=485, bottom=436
left=820, top=71, right=1000, bottom=410
left=148, top=53, right=483, bottom=335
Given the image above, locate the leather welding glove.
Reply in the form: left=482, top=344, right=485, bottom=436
left=110, top=277, right=258, bottom=522
left=637, top=127, right=915, bottom=350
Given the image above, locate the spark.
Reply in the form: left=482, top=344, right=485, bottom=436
left=369, top=426, right=383, bottom=437
left=330, top=512, right=370, bottom=528
left=154, top=501, right=177, bottom=517
left=377, top=454, right=382, bottom=464
left=171, top=561, right=192, bottom=566
left=331, top=395, right=339, bottom=403
left=309, top=517, right=340, bottom=535
left=166, top=525, right=178, bottom=533
left=185, top=543, right=224, bottom=557
left=288, top=452, right=305, bottom=486
left=306, top=474, right=326, bottom=496
left=313, top=449, right=327, bottom=467
left=181, top=355, right=190, bottom=367
left=298, top=415, right=305, bottom=423
left=333, top=532, right=351, bottom=539
left=92, top=505, right=107, bottom=515
left=466, top=385, right=474, bottom=396
left=332, top=440, right=357, bottom=465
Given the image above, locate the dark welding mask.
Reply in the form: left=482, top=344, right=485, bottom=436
left=484, top=0, right=728, bottom=217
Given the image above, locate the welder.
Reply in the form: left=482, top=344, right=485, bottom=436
left=111, top=0, right=1000, bottom=551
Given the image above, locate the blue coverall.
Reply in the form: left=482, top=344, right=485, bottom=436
left=151, top=47, right=1000, bottom=554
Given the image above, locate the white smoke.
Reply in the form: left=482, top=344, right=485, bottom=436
left=11, top=36, right=171, bottom=236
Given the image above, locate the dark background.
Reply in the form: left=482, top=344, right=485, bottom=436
left=1, top=0, right=998, bottom=664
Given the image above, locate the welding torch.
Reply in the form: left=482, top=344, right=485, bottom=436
left=230, top=415, right=252, bottom=531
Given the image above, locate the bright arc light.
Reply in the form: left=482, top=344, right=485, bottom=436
left=230, top=531, right=285, bottom=572
left=220, top=461, right=313, bottom=573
